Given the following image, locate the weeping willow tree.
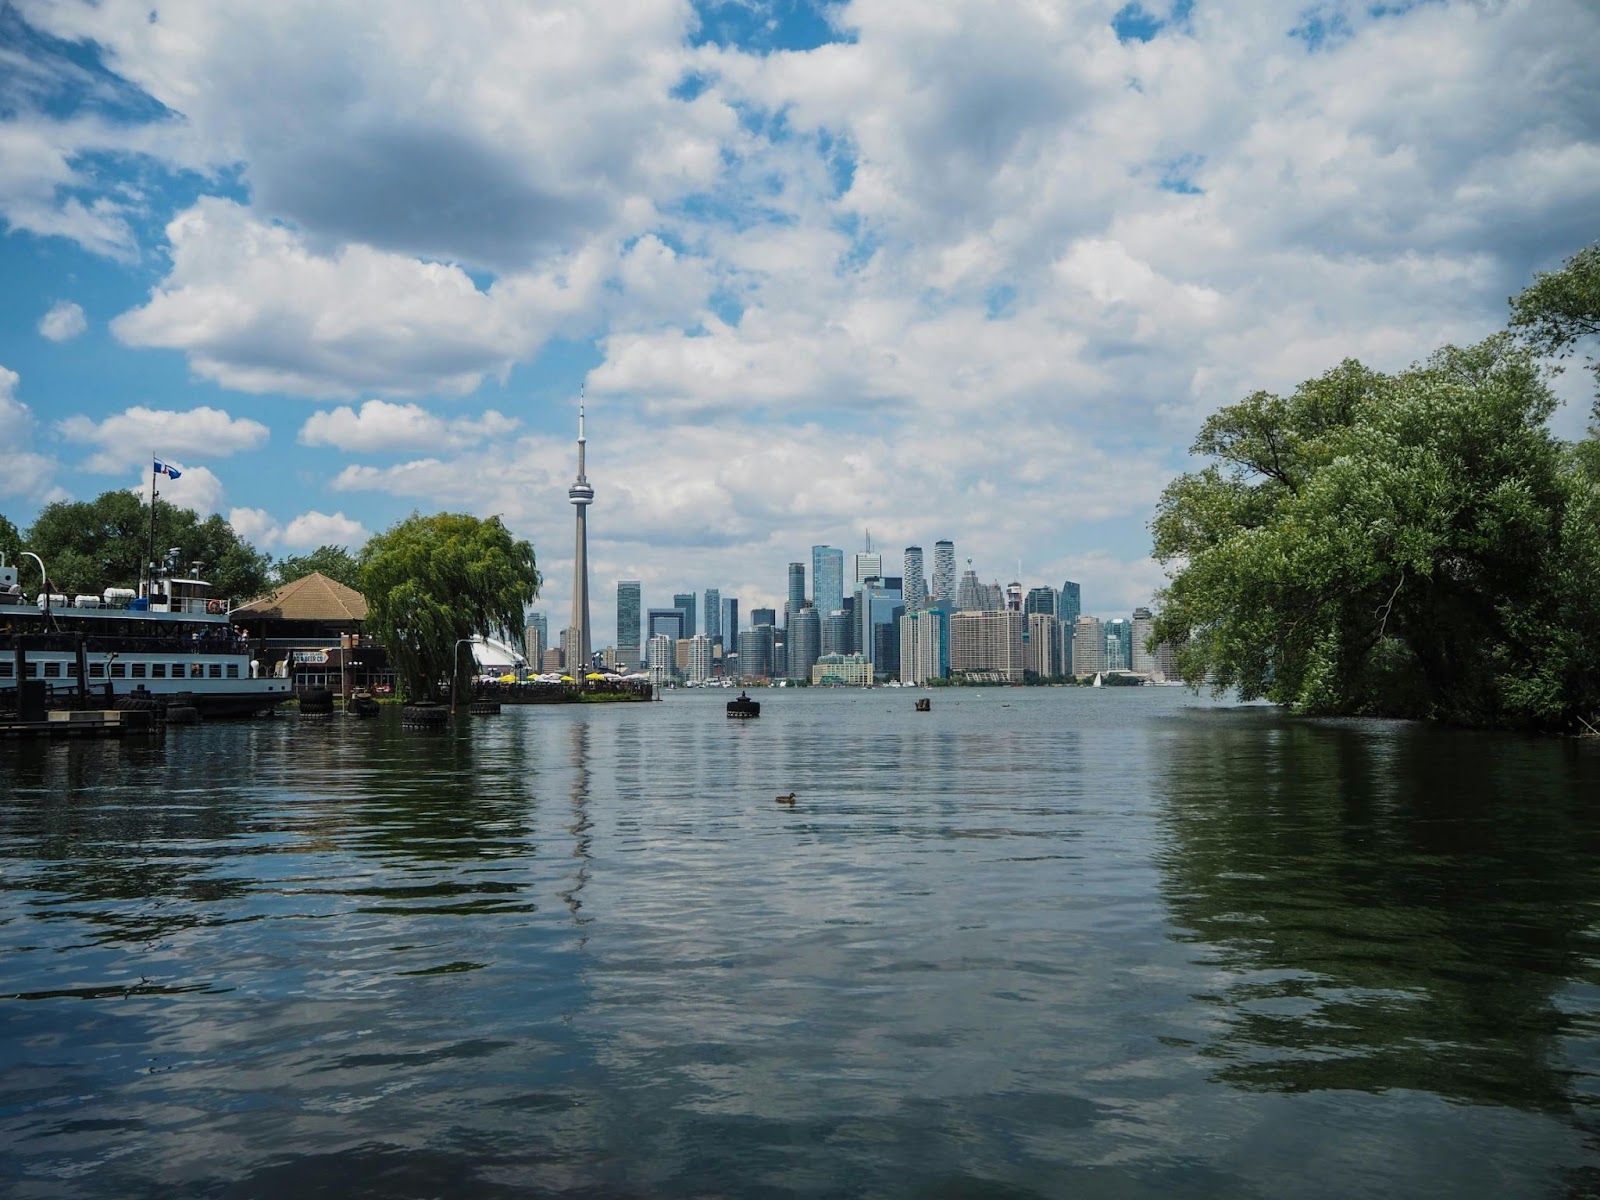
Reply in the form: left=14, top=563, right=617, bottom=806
left=359, top=512, right=540, bottom=702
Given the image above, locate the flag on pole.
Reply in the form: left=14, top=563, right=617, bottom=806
left=153, top=459, right=182, bottom=480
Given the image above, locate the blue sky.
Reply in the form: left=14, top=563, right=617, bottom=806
left=1, top=0, right=1596, bottom=634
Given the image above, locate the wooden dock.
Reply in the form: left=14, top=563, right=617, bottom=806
left=0, top=709, right=162, bottom=740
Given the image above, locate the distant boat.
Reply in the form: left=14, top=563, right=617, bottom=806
left=1092, top=672, right=1103, bottom=688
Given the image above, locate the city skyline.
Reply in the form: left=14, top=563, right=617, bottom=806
left=0, top=2, right=1594, bottom=651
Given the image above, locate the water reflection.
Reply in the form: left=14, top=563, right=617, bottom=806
left=1156, top=710, right=1600, bottom=1113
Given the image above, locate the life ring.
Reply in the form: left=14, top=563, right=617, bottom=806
left=206, top=599, right=224, bottom=615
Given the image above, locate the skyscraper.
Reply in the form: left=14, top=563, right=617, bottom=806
left=566, top=401, right=594, bottom=672
left=932, top=540, right=956, bottom=605
left=687, top=634, right=712, bottom=684
left=1131, top=606, right=1156, bottom=675
left=616, top=580, right=641, bottom=666
left=789, top=604, right=820, bottom=682
left=787, top=562, right=805, bottom=627
left=853, top=551, right=882, bottom=588
left=822, top=609, right=853, bottom=656
left=903, top=546, right=926, bottom=613
left=723, top=597, right=739, bottom=646
left=858, top=578, right=903, bottom=670
left=751, top=607, right=776, bottom=628
left=812, top=546, right=843, bottom=618
left=1060, top=580, right=1082, bottom=624
left=1072, top=615, right=1105, bottom=674
left=956, top=564, right=985, bottom=611
left=704, top=588, right=721, bottom=644
left=647, top=608, right=685, bottom=647
left=524, top=611, right=548, bottom=668
left=1024, top=586, right=1059, bottom=618
left=1105, top=618, right=1133, bottom=671
left=948, top=610, right=1025, bottom=682
left=672, top=592, right=697, bottom=639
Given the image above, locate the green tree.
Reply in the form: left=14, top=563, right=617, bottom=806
left=359, top=512, right=540, bottom=702
left=273, top=544, right=362, bottom=589
left=1152, top=337, right=1600, bottom=731
left=23, top=489, right=271, bottom=601
left=0, top=513, right=21, bottom=569
left=1509, top=242, right=1600, bottom=427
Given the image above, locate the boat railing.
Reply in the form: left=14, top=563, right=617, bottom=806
left=0, top=631, right=253, bottom=655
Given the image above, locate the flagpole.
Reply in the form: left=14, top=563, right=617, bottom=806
left=147, top=455, right=158, bottom=601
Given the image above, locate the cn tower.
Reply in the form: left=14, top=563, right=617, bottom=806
left=567, top=397, right=594, bottom=673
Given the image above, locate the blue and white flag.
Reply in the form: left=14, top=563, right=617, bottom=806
left=153, top=459, right=182, bottom=480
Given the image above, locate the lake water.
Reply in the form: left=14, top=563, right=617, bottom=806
left=4, top=688, right=1600, bottom=1198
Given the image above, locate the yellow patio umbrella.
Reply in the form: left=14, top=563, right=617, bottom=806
left=560, top=675, right=574, bottom=682
left=498, top=673, right=517, bottom=683
left=586, top=672, right=607, bottom=680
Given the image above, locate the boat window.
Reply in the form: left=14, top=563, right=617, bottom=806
left=27, top=663, right=38, bottom=677
left=226, top=664, right=239, bottom=678
left=208, top=663, right=222, bottom=678
left=89, top=663, right=105, bottom=678
left=151, top=663, right=166, bottom=678
left=43, top=662, right=61, bottom=677
left=130, top=663, right=146, bottom=678
left=192, top=663, right=205, bottom=678
left=66, top=662, right=78, bottom=677
left=0, top=662, right=11, bottom=678
left=110, top=663, right=127, bottom=678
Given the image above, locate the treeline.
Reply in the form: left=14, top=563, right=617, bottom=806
left=1153, top=242, right=1600, bottom=733
left=0, top=490, right=361, bottom=600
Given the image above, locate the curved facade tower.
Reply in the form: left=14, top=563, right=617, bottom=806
left=567, top=401, right=594, bottom=672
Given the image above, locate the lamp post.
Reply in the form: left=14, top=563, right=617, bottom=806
left=450, top=637, right=476, bottom=716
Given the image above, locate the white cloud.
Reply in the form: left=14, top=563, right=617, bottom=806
left=0, top=365, right=62, bottom=503
left=298, top=400, right=519, bottom=453
left=57, top=405, right=270, bottom=473
left=227, top=506, right=370, bottom=551
left=37, top=300, right=87, bottom=342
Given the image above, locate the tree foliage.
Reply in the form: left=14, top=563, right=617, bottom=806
left=1152, top=337, right=1600, bottom=731
left=22, top=490, right=271, bottom=601
left=274, top=544, right=362, bottom=590
left=0, top=513, right=21, bottom=570
left=359, top=512, right=540, bottom=702
left=1509, top=242, right=1600, bottom=427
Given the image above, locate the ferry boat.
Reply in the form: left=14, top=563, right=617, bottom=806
left=0, top=554, right=293, bottom=717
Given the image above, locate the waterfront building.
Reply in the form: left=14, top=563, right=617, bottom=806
left=1105, top=618, right=1133, bottom=671
left=955, top=566, right=985, bottom=612
left=789, top=604, right=820, bottom=682
left=1060, top=617, right=1075, bottom=675
left=672, top=592, right=697, bottom=639
left=771, top=637, right=787, bottom=680
left=786, top=563, right=805, bottom=627
left=704, top=588, right=721, bottom=644
left=898, top=604, right=950, bottom=684
left=722, top=597, right=739, bottom=646
left=1154, top=639, right=1179, bottom=682
left=1060, top=581, right=1082, bottom=624
left=687, top=634, right=711, bottom=683
left=566, top=401, right=594, bottom=673
left=812, top=546, right=844, bottom=619
left=1026, top=612, right=1063, bottom=677
left=871, top=619, right=903, bottom=678
left=561, top=625, right=587, bottom=673
left=647, top=633, right=673, bottom=686
left=1131, top=607, right=1155, bottom=675
left=821, top=609, right=852, bottom=656
left=1072, top=616, right=1105, bottom=674
left=737, top=626, right=773, bottom=680
left=524, top=611, right=548, bottom=667
left=616, top=580, right=640, bottom=668
left=949, top=609, right=1025, bottom=682
left=811, top=652, right=872, bottom=686
left=903, top=546, right=926, bottom=613
left=646, top=608, right=684, bottom=653
left=932, top=540, right=956, bottom=605
left=674, top=638, right=692, bottom=674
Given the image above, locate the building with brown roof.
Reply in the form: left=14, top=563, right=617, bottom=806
left=232, top=573, right=393, bottom=695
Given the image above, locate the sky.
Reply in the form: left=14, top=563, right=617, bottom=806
left=1, top=0, right=1597, bottom=636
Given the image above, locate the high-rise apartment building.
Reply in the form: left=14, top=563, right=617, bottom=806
left=786, top=562, right=805, bottom=626
left=1026, top=612, right=1063, bottom=677
left=722, top=597, right=739, bottom=646
left=898, top=605, right=950, bottom=684
left=616, top=580, right=641, bottom=666
left=948, top=609, right=1025, bottom=682
left=687, top=634, right=711, bottom=684
left=789, top=604, right=820, bottom=682
left=902, top=546, right=926, bottom=613
left=1060, top=581, right=1082, bottom=624
left=932, top=540, right=956, bottom=605
left=705, top=588, right=721, bottom=644
left=821, top=609, right=852, bottom=656
left=1131, top=606, right=1155, bottom=675
left=647, top=634, right=673, bottom=686
left=672, top=592, right=697, bottom=638
left=1072, top=615, right=1105, bottom=674
left=737, top=626, right=774, bottom=680
left=812, top=546, right=844, bottom=619
left=524, top=611, right=548, bottom=667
